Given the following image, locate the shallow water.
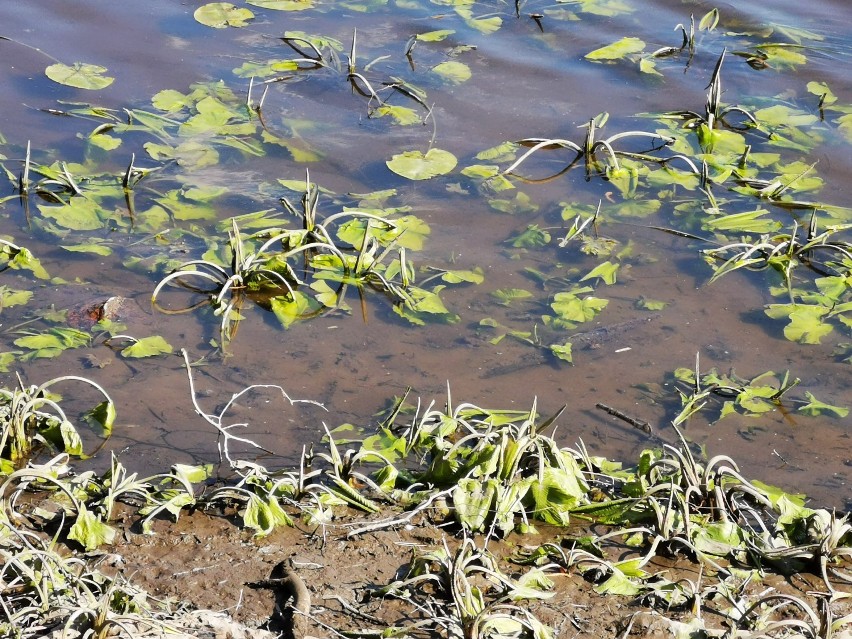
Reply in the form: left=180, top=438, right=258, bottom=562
left=0, top=0, right=849, bottom=508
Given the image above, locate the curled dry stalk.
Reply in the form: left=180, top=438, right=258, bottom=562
left=180, top=348, right=325, bottom=468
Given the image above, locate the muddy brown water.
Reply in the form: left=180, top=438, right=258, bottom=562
left=0, top=0, right=849, bottom=510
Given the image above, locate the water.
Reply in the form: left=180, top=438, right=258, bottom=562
left=0, top=0, right=849, bottom=508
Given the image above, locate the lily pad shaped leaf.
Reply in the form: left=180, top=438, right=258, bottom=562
left=387, top=149, right=457, bottom=180
left=45, top=63, right=114, bottom=90
left=194, top=3, right=254, bottom=28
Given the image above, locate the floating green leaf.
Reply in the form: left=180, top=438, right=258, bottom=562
left=61, top=242, right=113, bottom=256
left=438, top=267, right=485, bottom=284
left=797, top=392, right=848, bottom=418
left=374, top=105, right=421, bottom=125
left=585, top=37, right=645, bottom=61
left=703, top=209, right=781, bottom=234
left=270, top=292, right=322, bottom=328
left=246, top=0, right=313, bottom=10
left=580, top=260, right=619, bottom=285
left=386, top=148, right=457, bottom=180
left=45, top=63, right=114, bottom=90
left=549, top=288, right=609, bottom=325
left=0, top=287, right=32, bottom=308
left=14, top=328, right=91, bottom=358
left=121, top=336, right=173, bottom=358
left=636, top=297, right=667, bottom=311
left=416, top=29, right=455, bottom=42
left=432, top=60, right=471, bottom=84
left=509, top=225, right=550, bottom=248
left=194, top=3, right=254, bottom=28
left=765, top=304, right=833, bottom=344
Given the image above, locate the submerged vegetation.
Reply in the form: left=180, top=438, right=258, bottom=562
left=0, top=0, right=850, bottom=636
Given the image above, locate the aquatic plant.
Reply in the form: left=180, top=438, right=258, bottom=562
left=0, top=373, right=115, bottom=471
left=498, top=112, right=676, bottom=183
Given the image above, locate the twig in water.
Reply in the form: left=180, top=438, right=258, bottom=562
left=595, top=403, right=653, bottom=436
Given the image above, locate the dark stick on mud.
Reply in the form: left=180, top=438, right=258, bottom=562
left=248, top=559, right=311, bottom=639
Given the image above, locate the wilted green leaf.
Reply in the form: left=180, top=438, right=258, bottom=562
left=84, top=400, right=117, bottom=437
left=6, top=247, right=49, bottom=279
left=453, top=478, right=496, bottom=532
left=550, top=342, right=573, bottom=363
left=172, top=463, right=211, bottom=484
left=68, top=505, right=116, bottom=550
left=698, top=8, right=719, bottom=30
left=244, top=494, right=293, bottom=536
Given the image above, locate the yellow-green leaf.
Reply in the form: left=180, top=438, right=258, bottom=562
left=121, top=335, right=173, bottom=358
left=194, top=3, right=254, bottom=28
left=45, top=63, right=114, bottom=90
left=586, top=37, right=645, bottom=61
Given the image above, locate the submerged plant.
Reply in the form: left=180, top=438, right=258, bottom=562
left=0, top=373, right=115, bottom=471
